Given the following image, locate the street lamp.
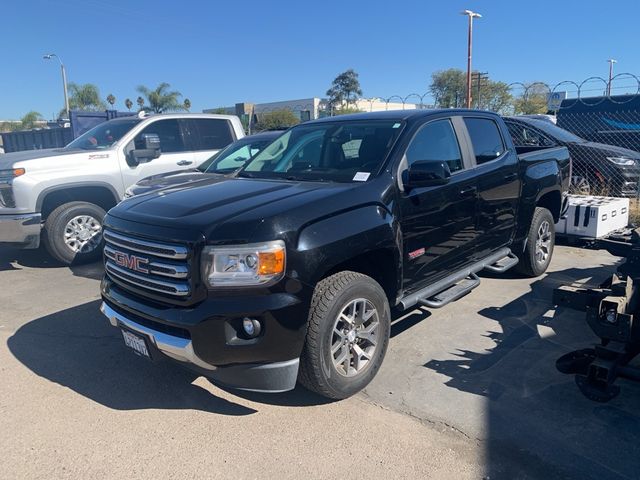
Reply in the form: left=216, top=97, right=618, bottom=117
left=43, top=53, right=70, bottom=119
left=607, top=59, right=617, bottom=96
left=461, top=10, right=482, bottom=109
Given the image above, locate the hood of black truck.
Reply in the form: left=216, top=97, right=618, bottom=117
left=106, top=176, right=362, bottom=243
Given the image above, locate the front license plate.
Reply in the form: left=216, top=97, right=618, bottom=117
left=121, top=329, right=150, bottom=358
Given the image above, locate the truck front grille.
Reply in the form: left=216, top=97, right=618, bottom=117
left=103, top=229, right=191, bottom=299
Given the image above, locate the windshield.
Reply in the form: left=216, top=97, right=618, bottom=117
left=198, top=136, right=278, bottom=173
left=238, top=120, right=403, bottom=182
left=525, top=118, right=586, bottom=143
left=65, top=118, right=141, bottom=151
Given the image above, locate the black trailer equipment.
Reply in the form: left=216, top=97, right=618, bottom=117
left=554, top=228, right=640, bottom=401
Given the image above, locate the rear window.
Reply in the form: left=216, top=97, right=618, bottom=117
left=191, top=119, right=236, bottom=150
left=464, top=118, right=505, bottom=164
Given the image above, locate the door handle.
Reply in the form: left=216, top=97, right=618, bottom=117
left=176, top=160, right=193, bottom=166
left=459, top=185, right=477, bottom=197
left=504, top=173, right=518, bottom=182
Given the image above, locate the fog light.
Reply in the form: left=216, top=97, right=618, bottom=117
left=242, top=317, right=261, bottom=338
left=605, top=309, right=617, bottom=324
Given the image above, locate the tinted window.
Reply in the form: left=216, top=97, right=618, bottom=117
left=136, top=119, right=185, bottom=153
left=464, top=118, right=505, bottom=164
left=192, top=119, right=235, bottom=150
left=505, top=122, right=554, bottom=147
left=406, top=119, right=463, bottom=173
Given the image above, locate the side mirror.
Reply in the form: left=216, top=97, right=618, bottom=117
left=405, top=160, right=452, bottom=189
left=128, top=133, right=161, bottom=166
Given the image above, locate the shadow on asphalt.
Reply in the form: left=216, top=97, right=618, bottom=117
left=425, top=263, right=640, bottom=479
left=7, top=299, right=332, bottom=413
left=0, top=246, right=104, bottom=280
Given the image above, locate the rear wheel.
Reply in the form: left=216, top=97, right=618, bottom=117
left=298, top=271, right=391, bottom=399
left=43, top=201, right=106, bottom=265
left=516, top=207, right=555, bottom=277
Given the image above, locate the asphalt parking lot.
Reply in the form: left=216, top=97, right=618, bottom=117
left=1, top=244, right=639, bottom=479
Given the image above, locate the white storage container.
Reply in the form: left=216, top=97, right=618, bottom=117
left=555, top=195, right=629, bottom=238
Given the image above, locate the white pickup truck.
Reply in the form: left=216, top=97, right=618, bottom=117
left=0, top=113, right=245, bottom=264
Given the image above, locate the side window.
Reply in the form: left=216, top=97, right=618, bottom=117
left=463, top=118, right=505, bottom=164
left=506, top=122, right=554, bottom=147
left=192, top=119, right=235, bottom=150
left=215, top=145, right=252, bottom=170
left=135, top=119, right=185, bottom=153
left=405, top=119, right=464, bottom=173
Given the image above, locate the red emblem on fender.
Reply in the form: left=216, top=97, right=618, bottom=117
left=408, top=248, right=426, bottom=260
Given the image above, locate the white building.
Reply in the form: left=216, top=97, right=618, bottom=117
left=205, top=97, right=429, bottom=123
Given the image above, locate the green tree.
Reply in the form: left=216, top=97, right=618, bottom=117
left=106, top=93, right=116, bottom=108
left=429, top=69, right=514, bottom=113
left=332, top=106, right=362, bottom=116
left=326, top=69, right=363, bottom=109
left=136, top=96, right=145, bottom=110
left=254, top=109, right=300, bottom=131
left=66, top=83, right=106, bottom=113
left=20, top=111, right=43, bottom=129
left=208, top=107, right=229, bottom=114
left=429, top=69, right=467, bottom=108
left=183, top=98, right=191, bottom=112
left=124, top=98, right=133, bottom=111
left=136, top=82, right=185, bottom=113
left=513, top=83, right=549, bottom=114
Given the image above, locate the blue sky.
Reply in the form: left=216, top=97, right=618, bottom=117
left=0, top=0, right=636, bottom=119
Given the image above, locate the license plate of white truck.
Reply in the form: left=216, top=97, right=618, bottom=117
left=121, top=329, right=150, bottom=358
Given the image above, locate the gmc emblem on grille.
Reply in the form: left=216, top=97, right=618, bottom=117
left=113, top=251, right=149, bottom=274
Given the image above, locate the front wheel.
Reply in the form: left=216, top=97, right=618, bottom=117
left=298, top=271, right=391, bottom=399
left=43, top=201, right=106, bottom=265
left=515, top=207, right=555, bottom=277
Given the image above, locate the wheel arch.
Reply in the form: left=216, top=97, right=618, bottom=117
left=37, top=183, right=120, bottom=220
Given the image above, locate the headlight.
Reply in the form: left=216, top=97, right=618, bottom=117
left=0, top=168, right=25, bottom=181
left=201, top=240, right=286, bottom=287
left=606, top=157, right=636, bottom=166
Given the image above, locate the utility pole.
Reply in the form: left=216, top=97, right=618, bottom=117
left=461, top=10, right=482, bottom=108
left=607, top=59, right=617, bottom=96
left=474, top=71, right=489, bottom=109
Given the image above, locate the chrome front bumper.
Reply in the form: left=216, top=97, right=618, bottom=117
left=0, top=213, right=41, bottom=248
left=100, top=301, right=216, bottom=370
left=100, top=301, right=300, bottom=392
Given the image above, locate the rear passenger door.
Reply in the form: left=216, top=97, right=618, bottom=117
left=397, top=117, right=479, bottom=292
left=185, top=118, right=238, bottom=167
left=462, top=117, right=520, bottom=260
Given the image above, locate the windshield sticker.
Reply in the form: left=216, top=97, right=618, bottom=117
left=353, top=172, right=371, bottom=182
left=393, top=123, right=401, bottom=128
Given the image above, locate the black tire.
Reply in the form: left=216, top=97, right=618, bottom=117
left=298, top=271, right=391, bottom=400
left=43, top=201, right=106, bottom=265
left=515, top=207, right=555, bottom=277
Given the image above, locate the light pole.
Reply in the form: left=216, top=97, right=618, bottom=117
left=607, top=59, right=617, bottom=96
left=461, top=10, right=482, bottom=108
left=43, top=53, right=69, bottom=119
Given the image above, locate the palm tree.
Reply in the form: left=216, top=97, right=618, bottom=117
left=106, top=94, right=116, bottom=108
left=67, top=83, right=106, bottom=112
left=20, top=111, right=43, bottom=129
left=136, top=96, right=145, bottom=111
left=124, top=98, right=133, bottom=111
left=183, top=98, right=191, bottom=112
left=136, top=83, right=185, bottom=113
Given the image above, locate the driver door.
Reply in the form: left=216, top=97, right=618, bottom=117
left=397, top=117, right=479, bottom=293
left=119, top=118, right=195, bottom=191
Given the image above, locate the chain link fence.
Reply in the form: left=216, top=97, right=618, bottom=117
left=243, top=75, right=640, bottom=205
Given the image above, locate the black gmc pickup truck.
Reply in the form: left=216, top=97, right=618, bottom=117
left=100, top=110, right=570, bottom=399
